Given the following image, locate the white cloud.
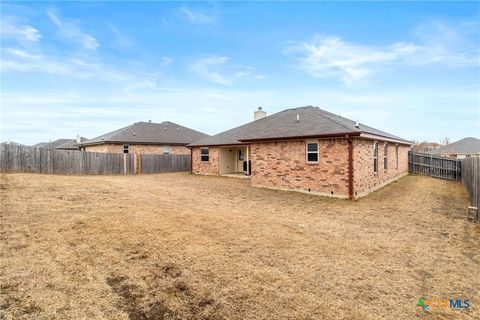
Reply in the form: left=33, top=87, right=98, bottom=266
left=191, top=55, right=262, bottom=85
left=1, top=16, right=41, bottom=42
left=47, top=10, right=99, bottom=50
left=287, top=21, right=479, bottom=84
left=161, top=56, right=174, bottom=66
left=0, top=47, right=153, bottom=84
left=179, top=5, right=217, bottom=25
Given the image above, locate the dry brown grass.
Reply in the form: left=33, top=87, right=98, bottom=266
left=0, top=173, right=479, bottom=320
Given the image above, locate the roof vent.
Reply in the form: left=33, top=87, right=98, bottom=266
left=102, top=137, right=105, bottom=140
left=163, top=127, right=167, bottom=130
left=176, top=128, right=179, bottom=131
left=149, top=120, right=152, bottom=123
left=296, top=114, right=300, bottom=122
left=355, top=120, right=360, bottom=129
left=133, top=131, right=136, bottom=136
left=254, top=107, right=267, bottom=120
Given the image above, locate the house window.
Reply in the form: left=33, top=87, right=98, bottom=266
left=163, top=145, right=170, bottom=155
left=123, top=145, right=129, bottom=154
left=306, top=141, right=319, bottom=163
left=373, top=141, right=378, bottom=174
left=238, top=149, right=244, bottom=161
left=384, top=143, right=388, bottom=170
left=395, top=144, right=399, bottom=169
left=200, top=147, right=209, bottom=162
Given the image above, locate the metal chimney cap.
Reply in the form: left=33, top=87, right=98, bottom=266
left=258, top=107, right=263, bottom=111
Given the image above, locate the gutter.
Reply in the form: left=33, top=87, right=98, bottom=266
left=239, top=132, right=362, bottom=143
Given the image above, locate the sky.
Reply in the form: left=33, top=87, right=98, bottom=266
left=1, top=1, right=479, bottom=145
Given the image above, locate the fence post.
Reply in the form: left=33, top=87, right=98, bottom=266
left=134, top=154, right=142, bottom=174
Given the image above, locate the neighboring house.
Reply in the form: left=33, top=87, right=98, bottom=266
left=189, top=106, right=412, bottom=199
left=79, top=121, right=209, bottom=155
left=38, top=139, right=73, bottom=149
left=32, top=142, right=48, bottom=148
left=1, top=141, right=27, bottom=147
left=56, top=136, right=89, bottom=150
left=427, top=137, right=480, bottom=159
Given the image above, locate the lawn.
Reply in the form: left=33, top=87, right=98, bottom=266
left=0, top=173, right=479, bottom=319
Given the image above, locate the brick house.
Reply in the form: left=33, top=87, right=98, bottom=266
left=79, top=121, right=209, bottom=155
left=189, top=106, right=412, bottom=199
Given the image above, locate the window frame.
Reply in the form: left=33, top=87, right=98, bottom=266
left=123, top=144, right=129, bottom=154
left=306, top=140, right=319, bottom=164
left=383, top=142, right=388, bottom=171
left=163, top=145, right=170, bottom=155
left=373, top=141, right=378, bottom=174
left=200, top=147, right=210, bottom=162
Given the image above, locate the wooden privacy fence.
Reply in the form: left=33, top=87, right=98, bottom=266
left=408, top=152, right=461, bottom=180
left=461, top=157, right=479, bottom=222
left=0, top=144, right=191, bottom=175
left=139, top=154, right=191, bottom=173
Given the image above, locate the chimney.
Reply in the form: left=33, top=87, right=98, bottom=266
left=254, top=107, right=267, bottom=120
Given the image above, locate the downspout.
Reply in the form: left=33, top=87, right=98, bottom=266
left=346, top=134, right=354, bottom=200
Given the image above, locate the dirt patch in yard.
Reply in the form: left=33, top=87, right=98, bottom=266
left=0, top=173, right=479, bottom=319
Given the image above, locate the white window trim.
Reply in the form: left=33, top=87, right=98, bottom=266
left=306, top=140, right=319, bottom=164
left=163, top=145, right=170, bottom=155
left=200, top=147, right=210, bottom=162
left=373, top=141, right=378, bottom=174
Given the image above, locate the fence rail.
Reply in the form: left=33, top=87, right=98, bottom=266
left=0, top=144, right=191, bottom=175
left=461, top=157, right=479, bottom=221
left=408, top=152, right=461, bottom=180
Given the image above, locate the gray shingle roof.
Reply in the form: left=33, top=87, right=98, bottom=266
left=80, top=121, right=209, bottom=146
left=189, top=106, right=411, bottom=146
left=427, top=137, right=480, bottom=155
left=56, top=137, right=89, bottom=150
left=32, top=142, right=48, bottom=148
left=41, top=139, right=75, bottom=149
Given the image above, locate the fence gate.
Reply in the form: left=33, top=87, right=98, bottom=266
left=408, top=152, right=461, bottom=180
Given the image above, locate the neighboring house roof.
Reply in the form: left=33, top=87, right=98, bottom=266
left=80, top=121, right=209, bottom=146
left=427, top=137, right=480, bottom=155
left=1, top=141, right=26, bottom=146
left=56, top=137, right=89, bottom=150
left=32, top=142, right=48, bottom=148
left=39, top=139, right=73, bottom=149
left=190, top=106, right=412, bottom=147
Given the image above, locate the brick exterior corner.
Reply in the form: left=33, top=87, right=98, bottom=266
left=190, top=138, right=410, bottom=199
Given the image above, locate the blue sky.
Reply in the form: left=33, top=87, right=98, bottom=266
left=1, top=1, right=479, bottom=145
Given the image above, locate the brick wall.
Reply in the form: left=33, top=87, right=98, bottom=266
left=191, top=146, right=219, bottom=175
left=251, top=139, right=350, bottom=198
left=353, top=139, right=409, bottom=197
left=83, top=144, right=189, bottom=155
